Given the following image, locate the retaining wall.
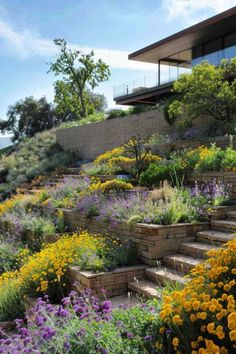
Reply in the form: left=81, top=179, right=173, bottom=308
left=63, top=209, right=209, bottom=266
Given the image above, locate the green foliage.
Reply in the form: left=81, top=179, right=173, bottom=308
left=195, top=144, right=225, bottom=171
left=139, top=161, right=183, bottom=187
left=0, top=279, right=25, bottom=321
left=168, top=59, right=236, bottom=126
left=58, top=112, right=105, bottom=129
left=106, top=109, right=127, bottom=119
left=49, top=38, right=110, bottom=118
left=0, top=96, right=61, bottom=142
left=0, top=244, right=21, bottom=274
left=221, top=145, right=236, bottom=171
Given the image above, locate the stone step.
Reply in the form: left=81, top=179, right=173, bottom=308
left=145, top=266, right=188, bottom=285
left=211, top=219, right=236, bottom=232
left=179, top=242, right=219, bottom=259
left=163, top=254, right=202, bottom=274
left=197, top=230, right=235, bottom=244
left=227, top=211, right=236, bottom=220
left=128, top=280, right=160, bottom=299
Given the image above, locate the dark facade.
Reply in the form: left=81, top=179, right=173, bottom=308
left=114, top=7, right=236, bottom=105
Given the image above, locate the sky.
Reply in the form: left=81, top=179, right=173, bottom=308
left=0, top=0, right=235, bottom=123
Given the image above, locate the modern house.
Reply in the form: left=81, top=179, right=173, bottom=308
left=114, top=6, right=236, bottom=106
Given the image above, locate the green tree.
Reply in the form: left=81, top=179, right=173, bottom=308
left=49, top=38, right=110, bottom=118
left=0, top=96, right=60, bottom=142
left=168, top=59, right=236, bottom=127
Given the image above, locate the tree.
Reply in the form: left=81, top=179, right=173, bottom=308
left=49, top=39, right=110, bottom=118
left=53, top=81, right=107, bottom=120
left=0, top=96, right=60, bottom=142
left=168, top=59, right=236, bottom=127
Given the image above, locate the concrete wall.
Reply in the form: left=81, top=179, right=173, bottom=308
left=56, top=109, right=175, bottom=160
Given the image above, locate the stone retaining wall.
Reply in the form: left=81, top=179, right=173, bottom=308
left=63, top=209, right=209, bottom=266
left=68, top=265, right=147, bottom=297
left=56, top=110, right=212, bottom=160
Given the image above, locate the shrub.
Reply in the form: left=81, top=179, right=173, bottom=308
left=106, top=109, right=127, bottom=119
left=0, top=278, right=25, bottom=321
left=195, top=144, right=225, bottom=171
left=221, top=146, right=236, bottom=171
left=0, top=244, right=22, bottom=274
left=158, top=239, right=236, bottom=353
left=139, top=161, right=183, bottom=187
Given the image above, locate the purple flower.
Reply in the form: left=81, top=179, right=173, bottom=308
left=144, top=335, right=152, bottom=341
left=102, top=300, right=111, bottom=312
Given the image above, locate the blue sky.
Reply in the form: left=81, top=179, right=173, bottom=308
left=0, top=0, right=235, bottom=122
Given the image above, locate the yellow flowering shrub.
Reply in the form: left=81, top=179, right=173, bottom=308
left=159, top=239, right=236, bottom=353
left=0, top=232, right=105, bottom=299
left=89, top=179, right=133, bottom=193
left=0, top=193, right=40, bottom=216
left=0, top=231, right=134, bottom=314
left=94, top=146, right=125, bottom=165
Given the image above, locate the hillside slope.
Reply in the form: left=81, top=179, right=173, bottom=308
left=0, top=129, right=75, bottom=200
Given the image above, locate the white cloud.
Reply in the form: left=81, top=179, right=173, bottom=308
left=162, top=0, right=236, bottom=24
left=0, top=18, right=157, bottom=71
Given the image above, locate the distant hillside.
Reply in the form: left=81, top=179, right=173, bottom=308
left=0, top=129, right=76, bottom=200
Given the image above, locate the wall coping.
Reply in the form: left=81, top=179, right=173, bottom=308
left=74, top=264, right=147, bottom=279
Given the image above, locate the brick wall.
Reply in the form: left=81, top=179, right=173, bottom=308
left=56, top=110, right=175, bottom=160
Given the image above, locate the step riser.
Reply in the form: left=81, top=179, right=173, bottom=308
left=179, top=245, right=207, bottom=259
left=211, top=225, right=236, bottom=232
left=163, top=259, right=194, bottom=274
left=196, top=236, right=223, bottom=245
left=196, top=230, right=235, bottom=244
left=145, top=270, right=186, bottom=286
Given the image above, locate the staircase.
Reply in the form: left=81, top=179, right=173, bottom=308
left=128, top=210, right=236, bottom=298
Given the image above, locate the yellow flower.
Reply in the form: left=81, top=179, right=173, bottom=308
left=172, top=337, right=179, bottom=347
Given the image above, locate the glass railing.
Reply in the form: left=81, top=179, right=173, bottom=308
left=113, top=66, right=191, bottom=99
left=113, top=73, right=159, bottom=99
left=113, top=44, right=236, bottom=100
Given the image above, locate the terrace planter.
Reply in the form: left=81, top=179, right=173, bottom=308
left=63, top=209, right=209, bottom=266
left=68, top=264, right=147, bottom=297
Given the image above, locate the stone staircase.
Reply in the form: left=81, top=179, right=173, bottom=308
left=128, top=210, right=236, bottom=298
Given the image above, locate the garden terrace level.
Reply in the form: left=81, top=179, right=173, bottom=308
left=114, top=6, right=236, bottom=105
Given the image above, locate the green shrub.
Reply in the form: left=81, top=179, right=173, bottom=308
left=139, top=162, right=183, bottom=187
left=0, top=244, right=21, bottom=274
left=195, top=144, right=224, bottom=171
left=0, top=279, right=25, bottom=321
left=106, top=109, right=127, bottom=119
left=221, top=146, right=236, bottom=170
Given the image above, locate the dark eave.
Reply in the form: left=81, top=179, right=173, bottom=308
left=129, top=6, right=236, bottom=63
left=115, top=82, right=173, bottom=105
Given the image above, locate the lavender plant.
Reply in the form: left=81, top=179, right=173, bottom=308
left=0, top=291, right=161, bottom=353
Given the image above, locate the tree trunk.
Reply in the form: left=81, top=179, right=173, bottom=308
left=79, top=91, right=86, bottom=118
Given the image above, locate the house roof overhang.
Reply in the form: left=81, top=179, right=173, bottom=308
left=129, top=6, right=236, bottom=63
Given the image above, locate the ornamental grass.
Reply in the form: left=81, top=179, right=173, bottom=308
left=158, top=239, right=236, bottom=353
